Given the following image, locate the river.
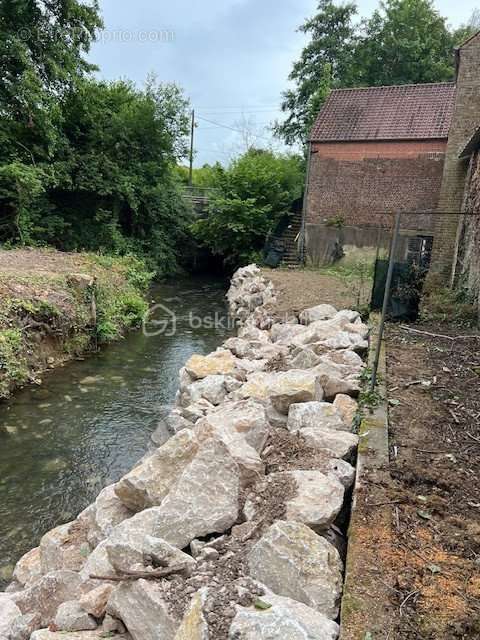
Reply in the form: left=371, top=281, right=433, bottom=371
left=0, top=276, right=232, bottom=588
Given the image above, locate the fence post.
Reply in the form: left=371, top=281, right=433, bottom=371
left=370, top=212, right=402, bottom=392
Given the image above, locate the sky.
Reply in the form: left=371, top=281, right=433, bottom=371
left=89, top=0, right=476, bottom=166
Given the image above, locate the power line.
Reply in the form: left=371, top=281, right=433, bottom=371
left=195, top=115, right=273, bottom=142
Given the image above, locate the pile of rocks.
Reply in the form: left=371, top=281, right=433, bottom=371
left=1, top=264, right=367, bottom=640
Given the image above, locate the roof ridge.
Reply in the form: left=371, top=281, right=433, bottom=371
left=329, top=82, right=456, bottom=94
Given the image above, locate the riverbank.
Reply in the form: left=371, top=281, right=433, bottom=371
left=1, top=264, right=367, bottom=639
left=0, top=248, right=152, bottom=399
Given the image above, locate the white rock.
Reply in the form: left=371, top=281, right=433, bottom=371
left=39, top=521, right=90, bottom=574
left=195, top=419, right=264, bottom=488
left=310, top=361, right=360, bottom=400
left=79, top=584, right=114, bottom=618
left=11, top=570, right=82, bottom=627
left=239, top=370, right=323, bottom=415
left=181, top=400, right=215, bottom=423
left=31, top=632, right=130, bottom=640
left=6, top=612, right=41, bottom=640
left=185, top=350, right=237, bottom=380
left=13, top=547, right=42, bottom=587
left=270, top=323, right=307, bottom=344
left=151, top=437, right=241, bottom=549
left=238, top=326, right=271, bottom=343
left=229, top=592, right=339, bottom=639
left=106, top=530, right=195, bottom=574
left=333, top=394, right=358, bottom=427
left=244, top=471, right=344, bottom=531
left=79, top=540, right=115, bottom=587
left=107, top=578, right=180, bottom=640
left=248, top=521, right=343, bottom=619
left=115, top=429, right=199, bottom=511
left=327, top=458, right=356, bottom=489
left=299, top=304, right=338, bottom=325
left=335, top=309, right=361, bottom=323
left=201, top=399, right=270, bottom=453
left=0, top=595, right=22, bottom=638
left=54, top=601, right=97, bottom=631
left=287, top=347, right=321, bottom=370
left=287, top=401, right=348, bottom=432
left=296, top=427, right=358, bottom=460
left=78, top=484, right=133, bottom=548
left=181, top=375, right=228, bottom=406
left=173, top=588, right=209, bottom=640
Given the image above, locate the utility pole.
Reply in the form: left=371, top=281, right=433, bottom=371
left=188, top=109, right=195, bottom=187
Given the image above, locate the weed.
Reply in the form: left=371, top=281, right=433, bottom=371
left=0, top=328, right=29, bottom=397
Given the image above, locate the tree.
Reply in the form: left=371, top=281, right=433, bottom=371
left=274, top=0, right=358, bottom=145
left=191, top=149, right=304, bottom=266
left=352, top=0, right=457, bottom=87
left=276, top=0, right=480, bottom=145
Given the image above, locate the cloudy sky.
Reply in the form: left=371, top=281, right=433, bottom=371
left=89, top=0, right=475, bottom=166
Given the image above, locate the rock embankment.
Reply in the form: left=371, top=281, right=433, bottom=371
left=1, top=264, right=367, bottom=640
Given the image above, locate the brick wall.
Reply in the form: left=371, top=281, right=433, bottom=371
left=306, top=140, right=446, bottom=232
left=457, top=150, right=480, bottom=312
left=429, top=32, right=480, bottom=282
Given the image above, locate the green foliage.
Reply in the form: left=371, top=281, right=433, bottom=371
left=0, top=328, right=29, bottom=397
left=190, top=149, right=304, bottom=267
left=0, top=0, right=192, bottom=277
left=276, top=0, right=480, bottom=144
left=274, top=0, right=357, bottom=145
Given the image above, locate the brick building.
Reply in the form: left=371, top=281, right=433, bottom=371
left=427, top=31, right=480, bottom=284
left=304, top=83, right=455, bottom=263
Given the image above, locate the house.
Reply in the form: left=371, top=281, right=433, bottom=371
left=303, top=82, right=456, bottom=264
left=302, top=30, right=480, bottom=283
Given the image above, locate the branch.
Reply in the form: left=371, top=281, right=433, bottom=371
left=400, top=326, right=479, bottom=341
left=89, top=562, right=189, bottom=582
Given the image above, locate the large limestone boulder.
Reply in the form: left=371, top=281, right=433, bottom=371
left=54, top=601, right=97, bottom=631
left=244, top=471, right=344, bottom=531
left=39, top=521, right=90, bottom=574
left=173, top=588, right=209, bottom=640
left=185, top=349, right=237, bottom=380
left=239, top=370, right=324, bottom=414
left=269, top=323, right=306, bottom=344
left=79, top=540, right=115, bottom=586
left=299, top=304, right=338, bottom=325
left=106, top=530, right=195, bottom=575
left=287, top=401, right=348, bottom=432
left=107, top=579, right=180, bottom=640
left=179, top=374, right=228, bottom=406
left=11, top=570, right=83, bottom=627
left=248, top=521, right=343, bottom=619
left=6, top=612, right=41, bottom=640
left=78, top=484, right=133, bottom=548
left=238, top=326, right=271, bottom=343
left=31, top=632, right=130, bottom=640
left=298, top=427, right=358, bottom=460
left=150, top=437, right=241, bottom=549
left=0, top=595, right=22, bottom=638
left=115, top=429, right=199, bottom=511
left=199, top=399, right=270, bottom=453
left=13, top=547, right=42, bottom=587
left=195, top=419, right=264, bottom=488
left=310, top=361, right=361, bottom=400
left=287, top=346, right=322, bottom=370
left=79, top=584, right=114, bottom=618
left=229, top=592, right=339, bottom=639
left=333, top=394, right=358, bottom=427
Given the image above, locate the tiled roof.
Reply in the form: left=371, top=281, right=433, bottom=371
left=310, top=83, right=456, bottom=142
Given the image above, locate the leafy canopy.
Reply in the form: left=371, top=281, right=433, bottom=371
left=275, top=0, right=480, bottom=144
left=191, top=149, right=304, bottom=267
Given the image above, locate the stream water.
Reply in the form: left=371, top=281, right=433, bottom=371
left=0, top=276, right=232, bottom=588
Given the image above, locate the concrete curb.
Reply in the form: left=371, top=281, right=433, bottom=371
left=340, top=314, right=392, bottom=639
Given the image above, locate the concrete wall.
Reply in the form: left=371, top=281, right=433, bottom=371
left=306, top=140, right=446, bottom=237
left=429, top=32, right=480, bottom=281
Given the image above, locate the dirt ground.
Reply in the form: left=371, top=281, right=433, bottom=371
left=261, top=267, right=372, bottom=316
left=349, top=323, right=480, bottom=639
